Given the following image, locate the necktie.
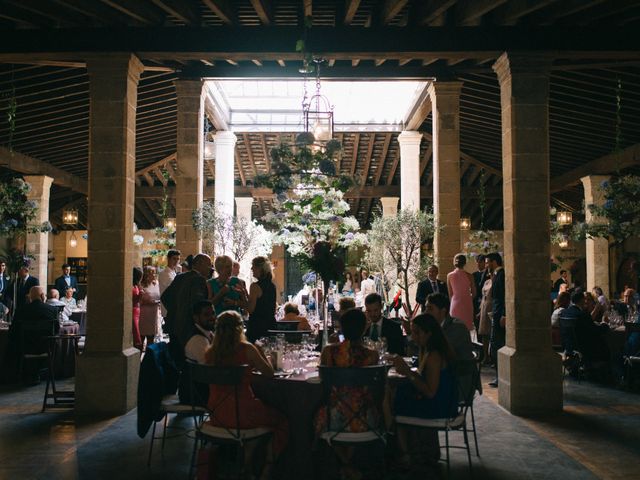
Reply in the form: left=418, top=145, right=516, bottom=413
left=432, top=281, right=438, bottom=293
left=371, top=323, right=379, bottom=341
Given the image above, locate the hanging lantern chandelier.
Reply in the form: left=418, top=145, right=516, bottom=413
left=302, top=58, right=334, bottom=143
left=556, top=211, right=572, bottom=226
left=459, top=217, right=471, bottom=230
left=69, top=231, right=78, bottom=248
left=62, top=207, right=78, bottom=225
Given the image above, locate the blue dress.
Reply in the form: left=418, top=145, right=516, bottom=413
left=394, top=366, right=459, bottom=419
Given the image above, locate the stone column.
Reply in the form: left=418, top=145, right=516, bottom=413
left=493, top=52, right=562, bottom=415
left=235, top=196, right=254, bottom=222
left=581, top=175, right=611, bottom=297
left=24, top=175, right=53, bottom=283
left=76, top=54, right=144, bottom=415
left=214, top=131, right=238, bottom=219
left=174, top=79, right=204, bottom=256
left=428, top=81, right=463, bottom=275
left=398, top=131, right=422, bottom=211
left=380, top=197, right=399, bottom=218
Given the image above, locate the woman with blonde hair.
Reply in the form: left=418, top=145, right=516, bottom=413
left=139, top=266, right=161, bottom=347
left=205, top=311, right=288, bottom=473
left=207, top=255, right=244, bottom=315
left=245, top=256, right=277, bottom=342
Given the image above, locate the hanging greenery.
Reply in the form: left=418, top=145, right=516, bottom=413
left=1, top=76, right=17, bottom=151
left=464, top=168, right=501, bottom=257
left=145, top=168, right=176, bottom=260
left=0, top=177, right=52, bottom=237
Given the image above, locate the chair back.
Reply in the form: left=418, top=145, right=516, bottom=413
left=454, top=359, right=480, bottom=406
left=318, top=365, right=388, bottom=441
left=267, top=330, right=312, bottom=344
left=275, top=321, right=299, bottom=331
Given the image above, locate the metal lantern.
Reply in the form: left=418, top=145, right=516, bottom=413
left=302, top=59, right=334, bottom=143
left=556, top=211, right=572, bottom=226
left=558, top=235, right=569, bottom=249
left=460, top=217, right=471, bottom=230
left=62, top=207, right=78, bottom=225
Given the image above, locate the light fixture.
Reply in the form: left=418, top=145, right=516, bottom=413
left=204, top=117, right=215, bottom=160
left=164, top=218, right=176, bottom=231
left=69, top=231, right=78, bottom=248
left=556, top=211, right=572, bottom=226
left=302, top=58, right=334, bottom=143
left=460, top=217, right=471, bottom=230
left=62, top=207, right=78, bottom=225
left=558, top=235, right=569, bottom=249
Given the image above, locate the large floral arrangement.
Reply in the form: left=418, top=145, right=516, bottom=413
left=581, top=175, right=640, bottom=242
left=0, top=177, right=52, bottom=237
left=464, top=230, right=501, bottom=258
left=257, top=133, right=366, bottom=283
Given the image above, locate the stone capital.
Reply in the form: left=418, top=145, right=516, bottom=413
left=427, top=80, right=463, bottom=101
left=380, top=197, right=399, bottom=217
left=580, top=175, right=611, bottom=204
left=397, top=130, right=423, bottom=146
left=23, top=175, right=54, bottom=196
left=235, top=197, right=254, bottom=221
left=493, top=52, right=552, bottom=84
left=86, top=53, right=144, bottom=83
left=174, top=78, right=204, bottom=97
left=214, top=130, right=238, bottom=146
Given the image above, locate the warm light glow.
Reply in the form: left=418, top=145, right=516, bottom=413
left=460, top=217, right=471, bottom=230
left=557, top=211, right=572, bottom=226
left=69, top=231, right=78, bottom=248
left=62, top=208, right=78, bottom=225
left=164, top=218, right=176, bottom=231
left=558, top=235, right=569, bottom=249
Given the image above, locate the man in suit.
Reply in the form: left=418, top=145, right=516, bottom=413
left=161, top=254, right=212, bottom=366
left=54, top=263, right=78, bottom=298
left=0, top=259, right=10, bottom=314
left=416, top=265, right=448, bottom=312
left=12, top=286, right=59, bottom=354
left=7, top=265, right=39, bottom=313
left=486, top=252, right=505, bottom=388
left=363, top=292, right=404, bottom=355
left=425, top=292, right=474, bottom=363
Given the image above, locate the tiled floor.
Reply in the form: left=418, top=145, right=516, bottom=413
left=0, top=373, right=637, bottom=479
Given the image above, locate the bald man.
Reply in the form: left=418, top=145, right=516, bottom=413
left=12, top=286, right=60, bottom=355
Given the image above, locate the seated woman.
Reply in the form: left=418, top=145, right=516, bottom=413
left=392, top=314, right=458, bottom=461
left=584, top=291, right=607, bottom=324
left=60, top=287, right=77, bottom=309
left=315, top=309, right=379, bottom=479
left=282, top=302, right=312, bottom=331
left=204, top=311, right=288, bottom=473
left=207, top=255, right=244, bottom=315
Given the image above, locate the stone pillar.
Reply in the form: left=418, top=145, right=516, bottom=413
left=76, top=54, right=144, bottom=415
left=398, top=131, right=422, bottom=211
left=24, top=175, right=53, bottom=283
left=380, top=197, right=399, bottom=218
left=581, top=175, right=611, bottom=297
left=174, top=79, right=204, bottom=256
left=235, top=197, right=254, bottom=222
left=493, top=53, right=562, bottom=415
left=429, top=81, right=463, bottom=275
left=214, top=131, right=238, bottom=219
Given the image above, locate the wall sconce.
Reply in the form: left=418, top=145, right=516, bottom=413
left=62, top=207, right=78, bottom=225
left=556, top=211, right=572, bottom=226
left=69, top=231, right=78, bottom=248
left=164, top=218, right=176, bottom=231
left=460, top=217, right=471, bottom=230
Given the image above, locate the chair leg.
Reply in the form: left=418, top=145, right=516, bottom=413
left=463, top=424, right=473, bottom=474
left=161, top=413, right=169, bottom=454
left=188, top=436, right=199, bottom=480
left=470, top=404, right=480, bottom=457
left=41, top=370, right=51, bottom=412
left=445, top=429, right=450, bottom=478
left=147, top=420, right=158, bottom=467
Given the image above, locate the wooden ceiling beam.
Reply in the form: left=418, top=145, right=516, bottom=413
left=0, top=146, right=88, bottom=195
left=374, top=133, right=392, bottom=186
left=360, top=134, right=376, bottom=185
left=529, top=0, right=608, bottom=25
left=243, top=133, right=259, bottom=178
left=416, top=0, right=456, bottom=26
left=3, top=0, right=85, bottom=26
left=99, top=0, right=164, bottom=25
left=344, top=0, right=361, bottom=25
left=350, top=133, right=360, bottom=177
left=492, top=0, right=561, bottom=25
left=250, top=0, right=272, bottom=25
left=201, top=0, right=234, bottom=24
left=404, top=81, right=432, bottom=130
left=235, top=150, right=246, bottom=186
left=303, top=0, right=312, bottom=19
left=456, top=0, right=509, bottom=26
left=150, top=0, right=199, bottom=25
left=382, top=0, right=408, bottom=25
left=419, top=144, right=433, bottom=178
left=550, top=143, right=640, bottom=193
left=386, top=149, right=400, bottom=185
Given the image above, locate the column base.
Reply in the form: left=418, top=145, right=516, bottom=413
left=498, top=346, right=563, bottom=416
left=75, top=348, right=141, bottom=416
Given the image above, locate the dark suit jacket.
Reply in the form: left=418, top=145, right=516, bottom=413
left=161, top=271, right=208, bottom=348
left=416, top=278, right=448, bottom=310
left=0, top=274, right=10, bottom=305
left=442, top=316, right=474, bottom=363
left=54, top=275, right=78, bottom=296
left=12, top=299, right=59, bottom=354
left=365, top=317, right=404, bottom=356
left=490, top=268, right=505, bottom=322
left=7, top=275, right=39, bottom=311
left=472, top=270, right=488, bottom=304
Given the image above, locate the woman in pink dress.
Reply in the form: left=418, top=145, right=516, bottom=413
left=447, top=254, right=477, bottom=331
left=132, top=267, right=143, bottom=350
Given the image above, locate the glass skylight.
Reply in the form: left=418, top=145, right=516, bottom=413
left=206, top=80, right=428, bottom=132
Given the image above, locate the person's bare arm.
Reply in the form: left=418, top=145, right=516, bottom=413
left=447, top=275, right=453, bottom=299
left=468, top=272, right=477, bottom=298
left=393, top=352, right=442, bottom=398
left=246, top=343, right=274, bottom=378
left=246, top=283, right=262, bottom=314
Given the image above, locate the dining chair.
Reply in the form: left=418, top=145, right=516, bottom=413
left=188, top=362, right=273, bottom=480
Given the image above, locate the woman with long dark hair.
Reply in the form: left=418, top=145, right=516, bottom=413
left=245, top=256, right=276, bottom=342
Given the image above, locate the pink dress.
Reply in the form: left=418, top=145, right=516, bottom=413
left=448, top=269, right=475, bottom=331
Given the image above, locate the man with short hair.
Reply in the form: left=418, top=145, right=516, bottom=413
left=425, top=293, right=474, bottom=363
left=184, top=300, right=216, bottom=364
left=161, top=253, right=211, bottom=365
left=158, top=249, right=181, bottom=317
left=486, top=252, right=505, bottom=388
left=46, top=289, right=71, bottom=323
left=363, top=293, right=404, bottom=355
left=416, top=265, right=448, bottom=312
left=7, top=265, right=39, bottom=312
left=13, top=286, right=59, bottom=354
left=0, top=259, right=9, bottom=315
left=553, top=270, right=568, bottom=293
left=54, top=263, right=78, bottom=299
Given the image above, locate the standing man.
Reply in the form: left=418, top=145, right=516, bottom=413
left=553, top=270, right=568, bottom=293
left=416, top=265, right=448, bottom=312
left=425, top=293, right=474, bottom=364
left=7, top=265, right=39, bottom=313
left=158, top=249, right=181, bottom=317
left=0, top=259, right=10, bottom=315
left=486, top=252, right=505, bottom=388
left=363, top=293, right=404, bottom=355
left=54, top=263, right=78, bottom=298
